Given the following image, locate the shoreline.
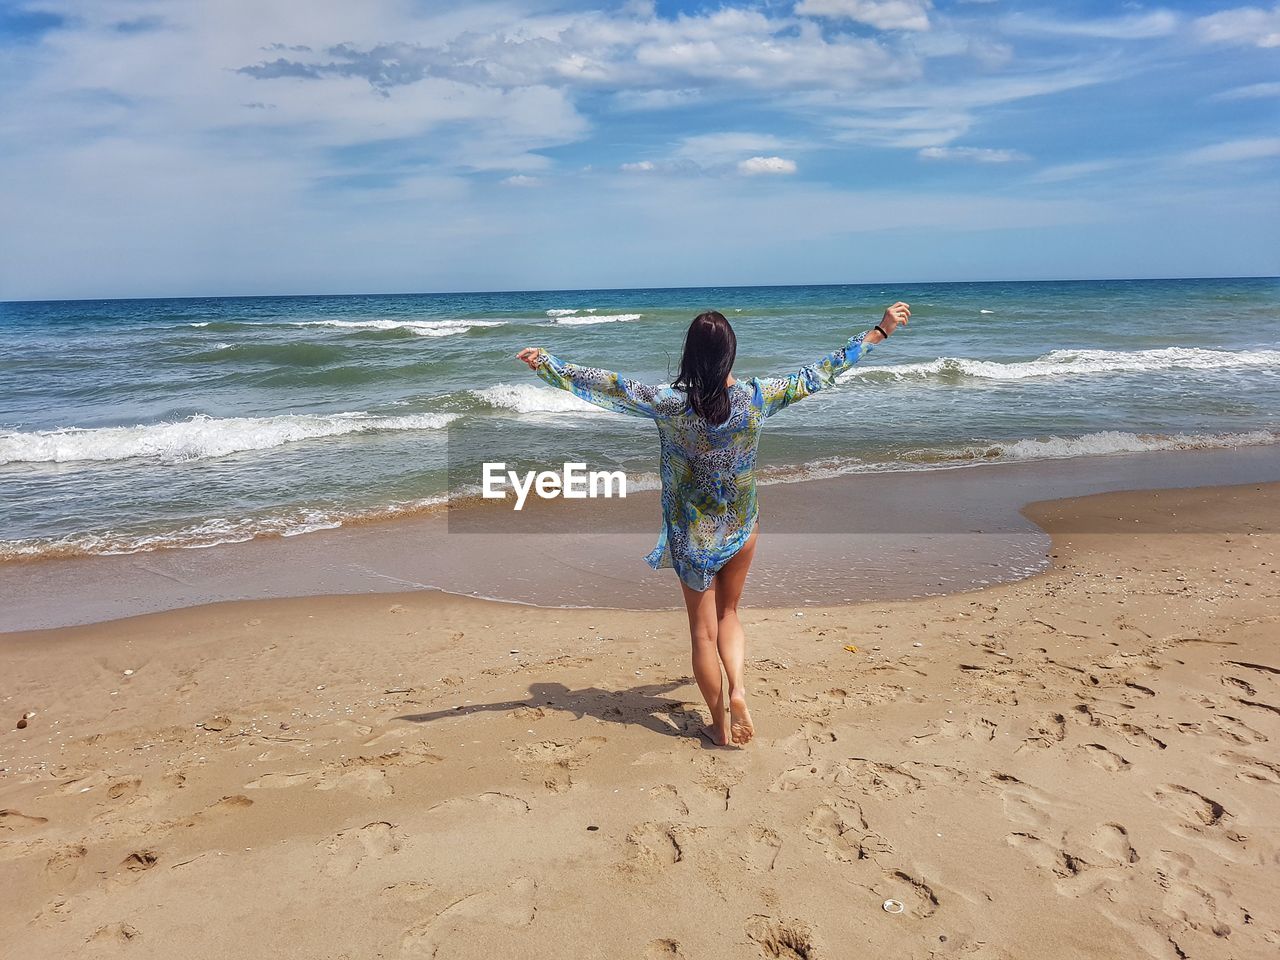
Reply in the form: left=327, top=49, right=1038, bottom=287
left=3, top=442, right=1278, bottom=632
left=2, top=481, right=1277, bottom=958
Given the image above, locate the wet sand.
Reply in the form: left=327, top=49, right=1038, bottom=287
left=2, top=442, right=1277, bottom=631
left=2, top=480, right=1278, bottom=958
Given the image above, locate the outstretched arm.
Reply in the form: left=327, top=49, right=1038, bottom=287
left=517, top=347, right=664, bottom=419
left=757, top=301, right=910, bottom=418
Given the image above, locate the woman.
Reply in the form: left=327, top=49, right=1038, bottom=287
left=517, top=301, right=911, bottom=747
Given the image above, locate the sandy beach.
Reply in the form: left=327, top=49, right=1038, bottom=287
left=2, top=480, right=1278, bottom=959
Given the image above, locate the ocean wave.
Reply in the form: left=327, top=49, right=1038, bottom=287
left=290, top=318, right=506, bottom=337
left=0, top=497, right=451, bottom=561
left=949, top=429, right=1280, bottom=462
left=0, top=411, right=458, bottom=466
left=756, top=428, right=1280, bottom=485
left=839, top=347, right=1280, bottom=383
left=551, top=313, right=642, bottom=326
left=468, top=383, right=608, bottom=415
left=546, top=308, right=598, bottom=317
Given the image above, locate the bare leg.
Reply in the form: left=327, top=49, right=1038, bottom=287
left=680, top=578, right=727, bottom=745
left=715, top=524, right=758, bottom=745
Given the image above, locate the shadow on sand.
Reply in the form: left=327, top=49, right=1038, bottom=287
left=396, top=679, right=723, bottom=743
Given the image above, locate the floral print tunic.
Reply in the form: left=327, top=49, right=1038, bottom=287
left=532, top=331, right=875, bottom=591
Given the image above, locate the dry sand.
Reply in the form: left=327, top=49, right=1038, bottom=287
left=2, top=482, right=1278, bottom=959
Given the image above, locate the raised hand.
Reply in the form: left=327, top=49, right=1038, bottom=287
left=516, top=347, right=545, bottom=370
left=880, top=301, right=911, bottom=336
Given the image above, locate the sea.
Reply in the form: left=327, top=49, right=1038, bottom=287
left=2, top=277, right=1278, bottom=563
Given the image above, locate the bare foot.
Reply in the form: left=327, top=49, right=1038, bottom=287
left=729, top=691, right=754, bottom=745
left=700, top=723, right=729, bottom=746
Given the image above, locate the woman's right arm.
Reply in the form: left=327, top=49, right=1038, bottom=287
left=757, top=302, right=910, bottom=417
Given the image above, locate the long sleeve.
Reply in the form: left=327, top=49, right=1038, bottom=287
left=755, top=331, right=874, bottom=418
left=534, top=351, right=665, bottom=419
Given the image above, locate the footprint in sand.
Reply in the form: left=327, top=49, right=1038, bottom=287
left=244, top=771, right=316, bottom=790
left=1077, top=742, right=1131, bottom=772
left=647, top=784, right=691, bottom=819
left=46, top=844, right=88, bottom=881
left=1018, top=712, right=1067, bottom=751
left=645, top=939, right=687, bottom=959
left=1087, top=823, right=1139, bottom=866
left=1221, top=676, right=1258, bottom=697
left=513, top=736, right=608, bottom=768
left=57, top=771, right=110, bottom=795
left=316, top=766, right=392, bottom=798
left=730, top=823, right=784, bottom=873
left=324, top=821, right=401, bottom=877
left=912, top=714, right=998, bottom=745
left=875, top=869, right=940, bottom=918
left=88, top=921, right=141, bottom=944
left=1212, top=751, right=1280, bottom=785
left=625, top=821, right=684, bottom=868
left=989, top=773, right=1059, bottom=830
left=173, top=794, right=255, bottom=829
left=400, top=877, right=537, bottom=957
left=1007, top=833, right=1090, bottom=889
left=1179, top=714, right=1269, bottom=745
left=804, top=800, right=890, bottom=864
left=106, top=777, right=142, bottom=801
left=838, top=759, right=931, bottom=798
left=513, top=736, right=607, bottom=793
left=121, top=850, right=160, bottom=872
left=0, top=809, right=49, bottom=831
left=1150, top=784, right=1231, bottom=829
left=744, top=916, right=817, bottom=960
left=425, top=792, right=531, bottom=822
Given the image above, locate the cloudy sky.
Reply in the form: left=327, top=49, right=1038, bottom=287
left=1, top=1, right=1277, bottom=300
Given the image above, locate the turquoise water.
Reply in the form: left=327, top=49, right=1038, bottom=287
left=1, top=277, right=1277, bottom=558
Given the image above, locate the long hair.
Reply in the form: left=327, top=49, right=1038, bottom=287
left=674, top=311, right=737, bottom=424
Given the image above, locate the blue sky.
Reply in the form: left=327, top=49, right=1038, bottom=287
left=1, top=1, right=1277, bottom=299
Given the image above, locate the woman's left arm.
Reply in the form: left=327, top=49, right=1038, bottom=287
left=757, top=301, right=909, bottom=418
left=517, top=347, right=665, bottom=419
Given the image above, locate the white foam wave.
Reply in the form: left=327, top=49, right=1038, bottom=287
left=545, top=308, right=598, bottom=317
left=979, top=309, right=994, bottom=314
left=756, top=429, right=1280, bottom=485
left=551, top=313, right=642, bottom=326
left=470, top=383, right=609, bottom=415
left=0, top=412, right=458, bottom=466
left=838, top=347, right=1280, bottom=383
left=0, top=497, right=450, bottom=560
left=964, top=429, right=1280, bottom=461
left=291, top=318, right=505, bottom=337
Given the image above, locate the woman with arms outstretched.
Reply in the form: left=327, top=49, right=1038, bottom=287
left=517, top=301, right=911, bottom=746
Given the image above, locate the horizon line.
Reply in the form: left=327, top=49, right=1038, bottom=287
left=2, top=273, right=1277, bottom=307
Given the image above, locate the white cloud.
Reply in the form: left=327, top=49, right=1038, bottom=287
left=1194, top=4, right=1280, bottom=48
left=1178, top=137, right=1280, bottom=165
left=674, top=132, right=801, bottom=164
left=796, top=0, right=933, bottom=32
left=1027, top=159, right=1126, bottom=184
left=501, top=174, right=542, bottom=187
left=818, top=57, right=1127, bottom=150
left=737, top=156, right=798, bottom=175
left=999, top=10, right=1180, bottom=39
left=1209, top=81, right=1280, bottom=101
left=620, top=160, right=657, bottom=173
left=234, top=6, right=913, bottom=97
left=611, top=88, right=703, bottom=111
left=919, top=145, right=1028, bottom=163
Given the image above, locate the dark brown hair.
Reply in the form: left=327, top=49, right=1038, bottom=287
left=674, top=311, right=736, bottom=424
